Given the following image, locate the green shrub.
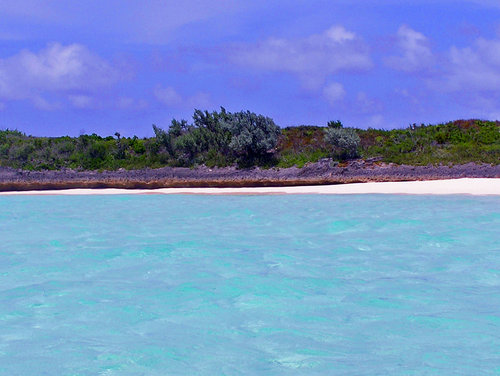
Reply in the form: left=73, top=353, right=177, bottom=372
left=324, top=127, right=360, bottom=160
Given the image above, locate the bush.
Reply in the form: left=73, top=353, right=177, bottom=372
left=151, top=108, right=280, bottom=167
left=324, top=127, right=360, bottom=160
left=224, top=110, right=280, bottom=163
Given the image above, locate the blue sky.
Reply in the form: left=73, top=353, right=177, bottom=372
left=1, top=0, right=500, bottom=136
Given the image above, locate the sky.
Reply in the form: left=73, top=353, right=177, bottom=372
left=1, top=0, right=500, bottom=136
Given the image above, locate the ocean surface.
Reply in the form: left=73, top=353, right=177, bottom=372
left=0, top=194, right=499, bottom=375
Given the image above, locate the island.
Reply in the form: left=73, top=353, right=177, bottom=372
left=0, top=109, right=498, bottom=191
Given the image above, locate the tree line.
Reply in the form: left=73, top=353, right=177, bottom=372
left=0, top=109, right=499, bottom=170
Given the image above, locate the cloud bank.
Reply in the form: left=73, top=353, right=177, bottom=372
left=230, top=25, right=372, bottom=90
left=0, top=43, right=119, bottom=109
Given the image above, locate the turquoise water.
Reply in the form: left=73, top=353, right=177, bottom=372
left=0, top=195, right=499, bottom=375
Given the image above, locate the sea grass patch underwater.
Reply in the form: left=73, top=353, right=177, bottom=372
left=0, top=110, right=499, bottom=171
left=0, top=194, right=499, bottom=374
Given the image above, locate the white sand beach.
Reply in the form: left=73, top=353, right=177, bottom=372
left=0, top=178, right=499, bottom=196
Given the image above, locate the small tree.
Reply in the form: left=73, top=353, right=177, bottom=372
left=324, top=127, right=360, bottom=160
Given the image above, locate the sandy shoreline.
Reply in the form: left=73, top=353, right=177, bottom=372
left=2, top=162, right=499, bottom=192
left=0, top=178, right=499, bottom=196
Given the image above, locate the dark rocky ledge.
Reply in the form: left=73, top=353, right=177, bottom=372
left=0, top=159, right=499, bottom=191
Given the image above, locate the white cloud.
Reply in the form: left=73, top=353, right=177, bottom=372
left=116, top=97, right=148, bottom=111
left=154, top=86, right=182, bottom=107
left=414, top=36, right=500, bottom=118
left=325, top=26, right=356, bottom=43
left=67, top=95, right=149, bottom=110
left=356, top=91, right=384, bottom=114
left=32, top=96, right=61, bottom=111
left=68, top=94, right=94, bottom=109
left=385, top=29, right=500, bottom=112
left=0, top=43, right=120, bottom=109
left=230, top=25, right=372, bottom=90
left=438, top=38, right=500, bottom=92
left=323, top=83, right=346, bottom=105
left=385, top=25, right=434, bottom=72
left=154, top=85, right=211, bottom=109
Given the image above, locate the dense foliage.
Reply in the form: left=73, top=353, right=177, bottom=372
left=358, top=120, right=500, bottom=165
left=0, top=113, right=498, bottom=171
left=151, top=108, right=280, bottom=167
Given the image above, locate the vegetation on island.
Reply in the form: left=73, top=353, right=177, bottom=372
left=0, top=108, right=499, bottom=171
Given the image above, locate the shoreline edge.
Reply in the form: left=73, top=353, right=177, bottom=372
left=0, top=178, right=499, bottom=196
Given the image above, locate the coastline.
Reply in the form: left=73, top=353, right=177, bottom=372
left=1, top=178, right=499, bottom=196
left=1, top=161, right=499, bottom=192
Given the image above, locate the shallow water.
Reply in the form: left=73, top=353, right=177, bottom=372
left=0, top=194, right=499, bottom=375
